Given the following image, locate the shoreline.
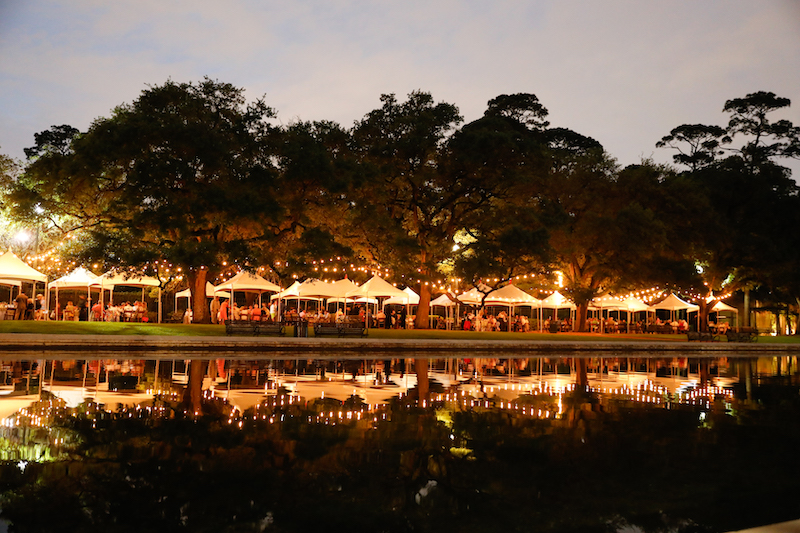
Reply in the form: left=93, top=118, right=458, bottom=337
left=1, top=333, right=798, bottom=357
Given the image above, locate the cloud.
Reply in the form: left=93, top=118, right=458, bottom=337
left=1, top=0, right=798, bottom=178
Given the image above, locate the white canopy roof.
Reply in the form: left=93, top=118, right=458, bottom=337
left=0, top=251, right=48, bottom=283
left=457, top=288, right=486, bottom=306
left=649, top=293, right=699, bottom=312
left=346, top=275, right=407, bottom=299
left=0, top=279, right=22, bottom=287
left=94, top=271, right=161, bottom=288
left=540, top=291, right=576, bottom=310
left=430, top=293, right=457, bottom=307
left=275, top=280, right=325, bottom=300
left=483, top=284, right=540, bottom=305
left=710, top=301, right=737, bottom=313
left=328, top=296, right=379, bottom=305
left=176, top=282, right=229, bottom=300
left=383, top=287, right=420, bottom=306
left=214, top=271, right=281, bottom=294
left=328, top=278, right=359, bottom=297
left=619, top=296, right=651, bottom=312
left=297, top=278, right=342, bottom=298
left=48, top=267, right=99, bottom=289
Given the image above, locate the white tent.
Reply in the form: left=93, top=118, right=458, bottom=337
left=0, top=252, right=48, bottom=309
left=346, top=275, right=407, bottom=299
left=176, top=282, right=229, bottom=300
left=274, top=280, right=326, bottom=314
left=539, top=291, right=576, bottom=332
left=214, top=271, right=281, bottom=308
left=430, top=293, right=457, bottom=307
left=328, top=278, right=359, bottom=297
left=482, top=284, right=541, bottom=332
left=456, top=288, right=486, bottom=306
left=649, top=293, right=699, bottom=312
left=710, top=300, right=739, bottom=327
left=345, top=275, right=407, bottom=328
left=48, top=267, right=100, bottom=321
left=649, top=293, right=699, bottom=324
left=0, top=251, right=48, bottom=284
left=0, top=279, right=22, bottom=304
left=297, top=278, right=342, bottom=299
left=484, top=284, right=539, bottom=306
left=94, top=271, right=163, bottom=323
left=383, top=287, right=420, bottom=306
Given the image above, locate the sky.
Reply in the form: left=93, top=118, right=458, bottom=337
left=2, top=0, right=799, bottom=176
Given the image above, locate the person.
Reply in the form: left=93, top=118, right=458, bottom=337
left=64, top=300, right=77, bottom=321
left=77, top=296, right=88, bottom=321
left=463, top=316, right=472, bottom=331
left=91, top=301, right=103, bottom=321
left=219, top=299, right=229, bottom=323
left=210, top=296, right=221, bottom=324
left=34, top=294, right=46, bottom=320
left=13, top=291, right=28, bottom=320
left=183, top=307, right=193, bottom=324
left=251, top=304, right=261, bottom=322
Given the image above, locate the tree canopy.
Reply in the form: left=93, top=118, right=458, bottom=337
left=3, top=82, right=799, bottom=333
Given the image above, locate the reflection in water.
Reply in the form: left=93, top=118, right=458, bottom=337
left=0, top=354, right=799, bottom=532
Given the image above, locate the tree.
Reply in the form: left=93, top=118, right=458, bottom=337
left=657, top=92, right=800, bottom=332
left=23, top=125, right=80, bottom=160
left=8, top=78, right=281, bottom=322
left=655, top=124, right=729, bottom=171
left=348, top=91, right=464, bottom=328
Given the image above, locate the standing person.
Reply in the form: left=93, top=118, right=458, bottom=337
left=13, top=291, right=28, bottom=320
left=210, top=296, right=221, bottom=324
left=91, top=301, right=103, bottom=321
left=218, top=299, right=229, bottom=323
left=34, top=294, right=46, bottom=320
left=77, top=296, right=88, bottom=321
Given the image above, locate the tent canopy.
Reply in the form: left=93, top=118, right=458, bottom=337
left=0, top=251, right=48, bottom=283
left=297, top=278, right=343, bottom=299
left=430, top=293, right=457, bottom=307
left=540, top=291, right=576, bottom=310
left=345, top=275, right=407, bottom=299
left=649, top=293, right=699, bottom=312
left=328, top=278, right=359, bottom=297
left=483, top=284, right=539, bottom=305
left=383, top=287, right=420, bottom=306
left=94, top=271, right=161, bottom=288
left=48, top=267, right=99, bottom=289
left=710, top=300, right=737, bottom=313
left=214, top=271, right=281, bottom=294
left=619, top=296, right=650, bottom=312
left=176, top=282, right=229, bottom=300
left=457, top=288, right=486, bottom=306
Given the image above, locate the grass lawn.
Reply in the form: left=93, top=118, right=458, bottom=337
left=1, top=320, right=798, bottom=343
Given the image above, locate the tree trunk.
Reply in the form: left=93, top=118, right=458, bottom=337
left=188, top=269, right=210, bottom=324
left=576, top=302, right=589, bottom=332
left=415, top=358, right=429, bottom=403
left=698, top=300, right=710, bottom=333
left=414, top=283, right=431, bottom=330
left=181, top=360, right=205, bottom=417
left=743, top=288, right=751, bottom=327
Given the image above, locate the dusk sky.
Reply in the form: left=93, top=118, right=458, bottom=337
left=2, top=1, right=799, bottom=176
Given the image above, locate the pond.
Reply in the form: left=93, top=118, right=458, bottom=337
left=1, top=352, right=799, bottom=533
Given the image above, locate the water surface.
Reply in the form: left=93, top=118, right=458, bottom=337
left=1, top=352, right=798, bottom=532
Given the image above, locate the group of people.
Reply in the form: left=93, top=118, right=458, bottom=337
left=0, top=292, right=47, bottom=320
left=462, top=311, right=532, bottom=332
left=59, top=299, right=148, bottom=322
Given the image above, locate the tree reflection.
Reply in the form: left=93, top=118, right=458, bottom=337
left=0, top=355, right=799, bottom=532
